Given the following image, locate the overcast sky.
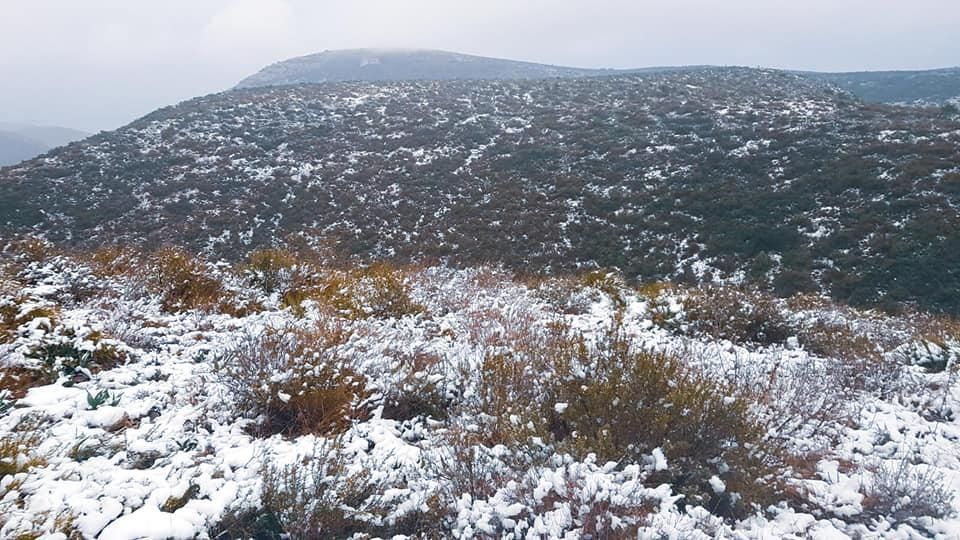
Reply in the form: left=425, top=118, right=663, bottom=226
left=1, top=0, right=958, bottom=132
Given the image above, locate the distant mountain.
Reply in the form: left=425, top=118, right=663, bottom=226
left=4, top=67, right=960, bottom=314
left=235, top=48, right=615, bottom=88
left=801, top=67, right=960, bottom=105
left=0, top=131, right=48, bottom=167
left=238, top=48, right=960, bottom=108
left=0, top=123, right=90, bottom=166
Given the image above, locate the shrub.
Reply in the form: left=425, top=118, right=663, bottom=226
left=860, top=458, right=955, bottom=525
left=213, top=441, right=382, bottom=539
left=546, top=337, right=779, bottom=517
left=0, top=367, right=48, bottom=400
left=580, top=269, right=629, bottom=311
left=243, top=248, right=299, bottom=294
left=0, top=300, right=59, bottom=345
left=215, top=321, right=371, bottom=437
left=796, top=320, right=882, bottom=362
left=84, top=244, right=142, bottom=279
left=683, top=285, right=793, bottom=346
left=1, top=236, right=56, bottom=264
left=281, top=263, right=424, bottom=320
left=146, top=246, right=227, bottom=313
left=380, top=349, right=451, bottom=422
left=467, top=321, right=782, bottom=518
left=0, top=413, right=48, bottom=490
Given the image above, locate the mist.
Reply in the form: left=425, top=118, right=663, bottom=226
left=1, top=0, right=958, bottom=132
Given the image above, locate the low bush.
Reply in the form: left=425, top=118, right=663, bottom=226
left=468, top=322, right=783, bottom=518
left=215, top=321, right=371, bottom=437
left=860, top=458, right=955, bottom=525
left=84, top=244, right=142, bottom=279
left=212, top=441, right=382, bottom=539
left=281, top=263, right=425, bottom=320
left=580, top=269, right=629, bottom=311
left=546, top=335, right=779, bottom=517
left=146, top=246, right=227, bottom=313
left=0, top=413, right=48, bottom=491
left=380, top=349, right=451, bottom=422
left=242, top=247, right=299, bottom=294
left=0, top=236, right=56, bottom=264
left=683, top=285, right=793, bottom=346
left=0, top=300, right=58, bottom=345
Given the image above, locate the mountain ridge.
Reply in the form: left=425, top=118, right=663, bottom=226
left=235, top=48, right=960, bottom=106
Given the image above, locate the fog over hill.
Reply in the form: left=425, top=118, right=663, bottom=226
left=235, top=49, right=614, bottom=88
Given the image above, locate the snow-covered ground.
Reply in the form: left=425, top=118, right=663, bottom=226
left=1, top=253, right=958, bottom=539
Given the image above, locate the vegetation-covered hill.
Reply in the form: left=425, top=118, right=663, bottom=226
left=804, top=67, right=960, bottom=105
left=2, top=67, right=960, bottom=313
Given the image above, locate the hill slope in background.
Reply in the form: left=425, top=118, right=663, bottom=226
left=805, top=67, right=960, bottom=105
left=2, top=67, right=960, bottom=314
left=0, top=131, right=48, bottom=166
left=235, top=48, right=613, bottom=88
left=236, top=48, right=960, bottom=106
left=0, top=123, right=91, bottom=166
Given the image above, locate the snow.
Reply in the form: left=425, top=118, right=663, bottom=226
left=97, top=506, right=196, bottom=540
left=1, top=257, right=959, bottom=538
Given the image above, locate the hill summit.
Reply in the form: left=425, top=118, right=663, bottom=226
left=234, top=48, right=611, bottom=88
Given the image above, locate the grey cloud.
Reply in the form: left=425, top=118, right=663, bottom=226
left=1, top=0, right=957, bottom=132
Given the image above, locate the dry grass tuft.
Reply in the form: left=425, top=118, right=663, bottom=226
left=146, top=246, right=228, bottom=313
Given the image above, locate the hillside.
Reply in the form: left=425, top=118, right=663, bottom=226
left=804, top=67, right=960, bottom=105
left=235, top=49, right=612, bottom=88
left=2, top=67, right=960, bottom=314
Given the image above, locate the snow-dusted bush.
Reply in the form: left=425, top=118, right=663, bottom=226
left=0, top=413, right=48, bottom=497
left=146, top=246, right=228, bottom=313
left=466, top=320, right=782, bottom=518
left=861, top=458, right=956, bottom=525
left=683, top=284, right=793, bottom=346
left=280, top=262, right=425, bottom=320
left=213, top=440, right=383, bottom=539
left=543, top=332, right=780, bottom=517
left=446, top=452, right=663, bottom=539
left=380, top=348, right=452, bottom=422
left=242, top=247, right=299, bottom=295
left=215, top=321, right=371, bottom=436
